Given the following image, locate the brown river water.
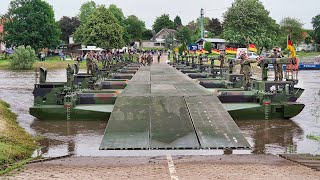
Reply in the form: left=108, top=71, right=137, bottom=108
left=0, top=69, right=319, bottom=157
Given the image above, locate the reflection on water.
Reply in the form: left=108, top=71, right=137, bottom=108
left=237, top=120, right=303, bottom=154
left=0, top=69, right=319, bottom=156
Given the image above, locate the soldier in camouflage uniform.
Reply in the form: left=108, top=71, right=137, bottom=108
left=199, top=54, right=203, bottom=72
left=269, top=48, right=283, bottom=81
left=191, top=55, right=195, bottom=67
left=218, top=50, right=226, bottom=69
left=86, top=52, right=93, bottom=74
left=210, top=57, right=215, bottom=68
left=228, top=58, right=234, bottom=74
left=241, top=53, right=257, bottom=90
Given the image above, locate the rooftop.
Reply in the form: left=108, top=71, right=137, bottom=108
left=196, top=38, right=226, bottom=43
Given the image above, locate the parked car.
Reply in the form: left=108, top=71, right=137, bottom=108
left=248, top=52, right=259, bottom=60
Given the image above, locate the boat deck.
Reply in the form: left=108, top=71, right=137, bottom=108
left=100, top=63, right=250, bottom=150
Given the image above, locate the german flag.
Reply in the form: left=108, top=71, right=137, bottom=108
left=212, top=48, right=220, bottom=55
left=248, top=43, right=257, bottom=52
left=287, top=34, right=296, bottom=58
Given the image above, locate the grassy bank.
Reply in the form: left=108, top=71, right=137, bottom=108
left=0, top=100, right=37, bottom=166
left=0, top=54, right=140, bottom=70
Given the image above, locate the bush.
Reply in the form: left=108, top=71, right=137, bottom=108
left=204, top=42, right=212, bottom=53
left=10, top=45, right=35, bottom=70
left=178, top=43, right=187, bottom=55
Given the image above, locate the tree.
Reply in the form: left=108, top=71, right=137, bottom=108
left=280, top=17, right=304, bottom=44
left=305, top=35, right=312, bottom=45
left=178, top=42, right=187, bottom=55
left=11, top=45, right=35, bottom=70
left=108, top=4, right=125, bottom=23
left=312, top=14, right=320, bottom=44
left=79, top=1, right=96, bottom=23
left=74, top=6, right=125, bottom=48
left=59, top=16, right=80, bottom=43
left=108, top=4, right=130, bottom=44
left=223, top=0, right=280, bottom=49
left=174, top=15, right=182, bottom=29
left=152, top=14, right=174, bottom=33
left=206, top=18, right=223, bottom=36
left=204, top=42, right=212, bottom=53
left=3, top=0, right=61, bottom=51
left=123, top=15, right=145, bottom=42
left=164, top=32, right=175, bottom=49
left=177, top=26, right=191, bottom=44
left=142, top=29, right=153, bottom=40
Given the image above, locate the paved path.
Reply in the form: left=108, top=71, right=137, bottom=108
left=4, top=155, right=320, bottom=180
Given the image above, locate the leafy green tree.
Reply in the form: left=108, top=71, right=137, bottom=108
left=187, top=17, right=211, bottom=42
left=164, top=32, right=176, bottom=49
left=108, top=4, right=125, bottom=23
left=108, top=4, right=130, bottom=44
left=305, top=35, right=312, bottom=45
left=177, top=26, right=191, bottom=44
left=280, top=17, right=304, bottom=44
left=11, top=45, right=35, bottom=70
left=59, top=16, right=80, bottom=43
left=123, top=15, right=146, bottom=42
left=79, top=1, right=96, bottom=23
left=223, top=0, right=280, bottom=49
left=3, top=0, right=61, bottom=51
left=178, top=42, right=187, bottom=55
left=174, top=15, right=182, bottom=29
left=152, top=14, right=174, bottom=33
left=206, top=18, right=223, bottom=36
left=74, top=6, right=125, bottom=48
left=204, top=42, right=212, bottom=53
left=312, top=14, right=320, bottom=44
left=142, top=29, right=153, bottom=40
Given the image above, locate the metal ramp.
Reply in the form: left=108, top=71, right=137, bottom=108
left=100, top=63, right=250, bottom=150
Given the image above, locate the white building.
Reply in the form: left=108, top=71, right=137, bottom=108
left=141, top=28, right=178, bottom=48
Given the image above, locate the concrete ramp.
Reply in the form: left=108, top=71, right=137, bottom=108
left=100, top=63, right=250, bottom=150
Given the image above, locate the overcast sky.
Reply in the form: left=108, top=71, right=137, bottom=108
left=0, top=0, right=318, bottom=29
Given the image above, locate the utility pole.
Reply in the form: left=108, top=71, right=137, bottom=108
left=200, top=8, right=204, bottom=39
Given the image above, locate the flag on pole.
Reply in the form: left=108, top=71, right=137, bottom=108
left=248, top=43, right=257, bottom=52
left=287, top=34, right=296, bottom=58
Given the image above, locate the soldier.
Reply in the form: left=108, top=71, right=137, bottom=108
left=228, top=58, right=235, bottom=74
left=86, top=52, right=93, bottom=74
left=199, top=53, right=203, bottom=72
left=276, top=47, right=284, bottom=81
left=157, top=52, right=161, bottom=63
left=239, top=52, right=245, bottom=74
left=210, top=57, right=215, bottom=68
left=241, top=53, right=257, bottom=90
left=147, top=53, right=152, bottom=66
left=269, top=48, right=283, bottom=81
left=191, top=54, right=195, bottom=67
left=173, top=53, right=177, bottom=64
left=218, top=50, right=226, bottom=69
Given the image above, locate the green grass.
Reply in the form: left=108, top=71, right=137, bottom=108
left=296, top=51, right=320, bottom=58
left=0, top=100, right=37, bottom=167
left=0, top=54, right=140, bottom=70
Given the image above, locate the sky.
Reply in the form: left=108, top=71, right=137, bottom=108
left=0, top=0, right=318, bottom=30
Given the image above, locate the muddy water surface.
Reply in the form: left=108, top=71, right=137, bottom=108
left=0, top=69, right=319, bottom=156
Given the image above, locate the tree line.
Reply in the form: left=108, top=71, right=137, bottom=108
left=1, top=0, right=320, bottom=52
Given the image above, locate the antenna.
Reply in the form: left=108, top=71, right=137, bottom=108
left=200, top=8, right=204, bottom=38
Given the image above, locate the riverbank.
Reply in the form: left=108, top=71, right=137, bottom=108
left=0, top=54, right=140, bottom=70
left=3, top=155, right=320, bottom=179
left=0, top=100, right=36, bottom=167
